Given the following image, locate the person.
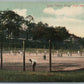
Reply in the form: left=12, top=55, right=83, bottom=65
left=44, top=51, right=47, bottom=55
left=43, top=51, right=47, bottom=60
left=67, top=51, right=70, bottom=56
left=57, top=51, right=62, bottom=57
left=29, top=59, right=36, bottom=71
left=57, top=50, right=59, bottom=57
left=60, top=53, right=63, bottom=57
left=10, top=50, right=13, bottom=56
left=78, top=50, right=80, bottom=54
left=43, top=54, right=46, bottom=60
left=36, top=50, right=38, bottom=56
left=20, top=50, right=23, bottom=56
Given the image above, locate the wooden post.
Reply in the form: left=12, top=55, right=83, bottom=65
left=0, top=32, right=3, bottom=70
left=49, top=40, right=51, bottom=72
left=80, top=46, right=83, bottom=56
left=53, top=45, right=54, bottom=56
left=1, top=41, right=3, bottom=69
left=23, top=40, right=25, bottom=71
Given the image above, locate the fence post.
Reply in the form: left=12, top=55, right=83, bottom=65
left=23, top=40, right=25, bottom=71
left=49, top=40, right=52, bottom=72
left=0, top=41, right=3, bottom=69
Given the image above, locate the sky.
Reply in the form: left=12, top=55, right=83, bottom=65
left=0, top=0, right=84, bottom=37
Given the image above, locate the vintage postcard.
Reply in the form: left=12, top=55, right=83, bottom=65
left=0, top=0, right=84, bottom=82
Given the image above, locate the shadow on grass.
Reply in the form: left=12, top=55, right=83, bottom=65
left=0, top=62, right=83, bottom=72
left=51, top=67, right=84, bottom=72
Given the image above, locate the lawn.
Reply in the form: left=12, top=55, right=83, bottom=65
left=0, top=70, right=84, bottom=82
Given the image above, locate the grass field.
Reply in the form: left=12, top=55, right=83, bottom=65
left=0, top=69, right=84, bottom=82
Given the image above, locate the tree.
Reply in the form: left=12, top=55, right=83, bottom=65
left=24, top=15, right=34, bottom=40
left=55, top=26, right=70, bottom=41
left=0, top=10, right=25, bottom=39
left=31, top=22, right=70, bottom=42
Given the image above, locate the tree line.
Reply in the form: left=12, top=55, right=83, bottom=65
left=0, top=10, right=70, bottom=42
left=0, top=10, right=84, bottom=50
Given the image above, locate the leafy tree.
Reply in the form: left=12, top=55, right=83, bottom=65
left=0, top=10, right=25, bottom=39
left=55, top=26, right=70, bottom=41
left=24, top=15, right=34, bottom=40
left=31, top=22, right=70, bottom=41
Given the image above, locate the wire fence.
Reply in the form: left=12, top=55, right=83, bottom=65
left=0, top=39, right=84, bottom=72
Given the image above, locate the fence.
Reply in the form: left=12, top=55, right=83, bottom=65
left=0, top=39, right=84, bottom=72
left=0, top=39, right=52, bottom=72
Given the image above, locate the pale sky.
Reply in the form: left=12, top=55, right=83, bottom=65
left=0, top=0, right=84, bottom=37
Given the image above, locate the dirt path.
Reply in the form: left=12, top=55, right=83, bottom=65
left=0, top=52, right=84, bottom=72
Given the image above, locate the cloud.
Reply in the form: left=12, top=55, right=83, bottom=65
left=36, top=17, right=84, bottom=37
left=13, top=9, right=27, bottom=17
left=42, top=5, right=84, bottom=37
left=56, top=6, right=83, bottom=17
left=43, top=6, right=84, bottom=17
left=43, top=7, right=55, bottom=15
left=36, top=16, right=83, bottom=26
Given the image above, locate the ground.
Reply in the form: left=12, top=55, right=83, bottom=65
left=0, top=50, right=84, bottom=72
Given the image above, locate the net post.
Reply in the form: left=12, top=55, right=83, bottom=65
left=0, top=41, right=3, bottom=69
left=23, top=40, right=25, bottom=71
left=49, top=40, right=52, bottom=72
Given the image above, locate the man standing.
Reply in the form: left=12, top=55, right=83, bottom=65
left=43, top=51, right=47, bottom=60
left=67, top=51, right=70, bottom=56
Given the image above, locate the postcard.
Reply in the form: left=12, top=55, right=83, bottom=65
left=0, top=0, right=84, bottom=82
